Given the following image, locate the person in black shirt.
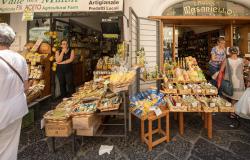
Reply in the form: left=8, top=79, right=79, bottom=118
left=55, top=39, right=75, bottom=98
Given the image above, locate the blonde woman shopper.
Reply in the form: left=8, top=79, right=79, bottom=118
left=0, top=23, right=29, bottom=160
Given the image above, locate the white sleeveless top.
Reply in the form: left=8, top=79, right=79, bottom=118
left=0, top=49, right=28, bottom=130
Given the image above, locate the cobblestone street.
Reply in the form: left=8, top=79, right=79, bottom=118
left=18, top=107, right=250, bottom=160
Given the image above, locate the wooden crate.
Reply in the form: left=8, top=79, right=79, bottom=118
left=76, top=117, right=102, bottom=136
left=72, top=114, right=98, bottom=129
left=45, top=120, right=72, bottom=137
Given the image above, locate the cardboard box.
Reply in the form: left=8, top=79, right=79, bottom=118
left=72, top=114, right=99, bottom=129
left=76, top=117, right=101, bottom=136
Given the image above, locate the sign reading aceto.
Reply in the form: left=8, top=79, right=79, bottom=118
left=0, top=0, right=123, bottom=13
left=183, top=0, right=236, bottom=16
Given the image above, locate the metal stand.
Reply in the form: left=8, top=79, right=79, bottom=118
left=72, top=90, right=129, bottom=154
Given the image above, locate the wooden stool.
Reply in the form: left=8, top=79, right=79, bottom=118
left=140, top=110, right=170, bottom=151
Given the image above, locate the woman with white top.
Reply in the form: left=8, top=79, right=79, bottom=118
left=0, top=23, right=29, bottom=160
left=220, top=47, right=249, bottom=118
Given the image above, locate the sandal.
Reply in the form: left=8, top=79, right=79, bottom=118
left=229, top=113, right=237, bottom=119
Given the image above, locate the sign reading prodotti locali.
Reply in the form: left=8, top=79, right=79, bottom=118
left=0, top=0, right=123, bottom=13
left=183, top=0, right=236, bottom=16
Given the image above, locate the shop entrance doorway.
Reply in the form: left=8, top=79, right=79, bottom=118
left=149, top=16, right=250, bottom=77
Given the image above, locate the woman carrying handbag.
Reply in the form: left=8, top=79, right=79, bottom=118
left=217, top=47, right=249, bottom=118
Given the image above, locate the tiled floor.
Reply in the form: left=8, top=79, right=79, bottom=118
left=18, top=104, right=250, bottom=160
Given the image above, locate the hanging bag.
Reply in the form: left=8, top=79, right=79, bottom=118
left=221, top=59, right=233, bottom=96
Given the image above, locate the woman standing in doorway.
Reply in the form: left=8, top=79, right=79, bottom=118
left=55, top=39, right=75, bottom=98
left=208, top=37, right=226, bottom=86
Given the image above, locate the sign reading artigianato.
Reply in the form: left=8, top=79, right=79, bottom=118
left=0, top=0, right=123, bottom=13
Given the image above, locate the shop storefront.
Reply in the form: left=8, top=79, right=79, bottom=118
left=1, top=0, right=250, bottom=155
left=125, top=0, right=250, bottom=150
left=126, top=0, right=250, bottom=89
left=0, top=0, right=133, bottom=140
left=1, top=0, right=125, bottom=100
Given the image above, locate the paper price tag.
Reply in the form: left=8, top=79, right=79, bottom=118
left=176, top=103, right=181, bottom=107
left=154, top=108, right=162, bottom=117
left=192, top=102, right=198, bottom=107
left=150, top=106, right=157, bottom=111
left=210, top=103, right=216, bottom=108
left=210, top=89, right=215, bottom=93
left=169, top=86, right=173, bottom=89
left=226, top=102, right=231, bottom=107
left=41, top=118, right=45, bottom=129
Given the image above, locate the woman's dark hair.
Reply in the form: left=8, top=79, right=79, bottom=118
left=61, top=39, right=68, bottom=44
left=229, top=46, right=239, bottom=55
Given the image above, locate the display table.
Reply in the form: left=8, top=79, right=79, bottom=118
left=130, top=110, right=170, bottom=151
left=174, top=110, right=233, bottom=139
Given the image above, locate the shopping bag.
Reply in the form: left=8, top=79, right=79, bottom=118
left=217, top=60, right=226, bottom=88
left=221, top=79, right=233, bottom=96
left=235, top=88, right=250, bottom=119
left=217, top=70, right=224, bottom=88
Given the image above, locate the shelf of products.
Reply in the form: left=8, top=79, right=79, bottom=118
left=23, top=41, right=51, bottom=104
left=43, top=65, right=136, bottom=152
left=178, top=30, right=220, bottom=74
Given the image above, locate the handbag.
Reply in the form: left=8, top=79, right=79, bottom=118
left=217, top=62, right=225, bottom=88
left=0, top=56, right=24, bottom=83
left=221, top=59, right=233, bottom=96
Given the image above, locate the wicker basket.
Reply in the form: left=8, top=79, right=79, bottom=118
left=178, top=89, right=192, bottom=95
left=98, top=103, right=121, bottom=112
left=169, top=105, right=188, bottom=112
left=44, top=110, right=70, bottom=122
left=192, top=89, right=206, bottom=95
left=71, top=100, right=98, bottom=116
left=202, top=106, right=219, bottom=112
left=27, top=90, right=42, bottom=104
left=187, top=104, right=202, bottom=112
left=45, top=119, right=72, bottom=137
left=98, top=97, right=121, bottom=112
left=163, top=88, right=178, bottom=94
left=109, top=84, right=130, bottom=93
left=205, top=88, right=218, bottom=95
left=219, top=106, right=235, bottom=112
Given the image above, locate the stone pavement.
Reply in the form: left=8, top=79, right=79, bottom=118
left=18, top=110, right=250, bottom=160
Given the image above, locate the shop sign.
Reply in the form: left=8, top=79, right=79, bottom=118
left=22, top=8, right=34, bottom=21
left=163, top=0, right=250, bottom=16
left=183, top=0, right=236, bottom=16
left=0, top=0, right=123, bottom=13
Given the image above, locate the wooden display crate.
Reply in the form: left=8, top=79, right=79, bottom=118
left=72, top=114, right=98, bottom=129
left=76, top=117, right=102, bottom=136
left=45, top=120, right=72, bottom=137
